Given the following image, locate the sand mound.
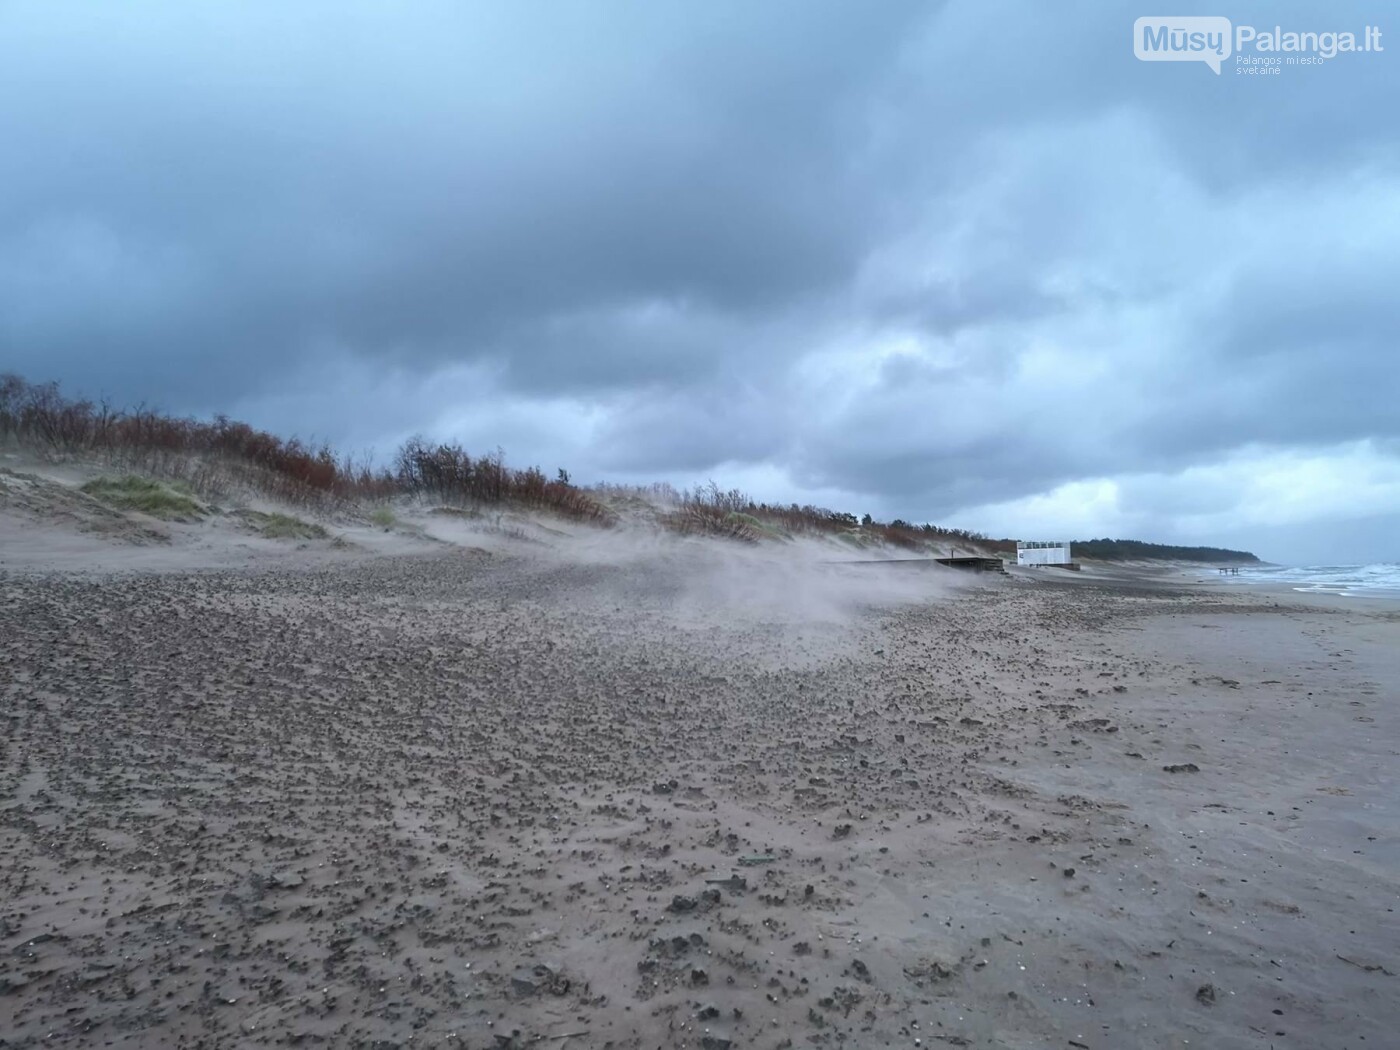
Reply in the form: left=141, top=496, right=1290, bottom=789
left=0, top=467, right=168, bottom=544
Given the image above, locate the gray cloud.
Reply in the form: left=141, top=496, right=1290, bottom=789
left=2, top=1, right=1398, bottom=560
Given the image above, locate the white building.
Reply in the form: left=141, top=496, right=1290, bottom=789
left=1017, top=540, right=1072, bottom=566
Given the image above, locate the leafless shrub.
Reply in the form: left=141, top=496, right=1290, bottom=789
left=393, top=437, right=614, bottom=523
left=592, top=480, right=683, bottom=506
left=657, top=482, right=762, bottom=542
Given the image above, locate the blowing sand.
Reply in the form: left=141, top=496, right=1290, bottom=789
left=2, top=522, right=1397, bottom=1048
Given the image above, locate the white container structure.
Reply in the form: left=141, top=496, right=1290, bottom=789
left=1017, top=540, right=1071, bottom=566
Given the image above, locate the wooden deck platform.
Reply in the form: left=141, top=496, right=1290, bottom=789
left=935, top=556, right=1008, bottom=572
left=832, top=557, right=1007, bottom=573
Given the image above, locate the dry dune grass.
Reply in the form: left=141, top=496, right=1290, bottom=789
left=78, top=475, right=205, bottom=521
left=234, top=509, right=329, bottom=540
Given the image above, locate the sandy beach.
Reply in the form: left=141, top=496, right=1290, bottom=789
left=2, top=526, right=1397, bottom=1050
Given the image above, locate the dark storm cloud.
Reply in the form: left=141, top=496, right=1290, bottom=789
left=0, top=1, right=926, bottom=405
left=1, top=1, right=1398, bottom=555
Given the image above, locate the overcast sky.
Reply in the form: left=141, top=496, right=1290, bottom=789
left=2, top=2, right=1397, bottom=563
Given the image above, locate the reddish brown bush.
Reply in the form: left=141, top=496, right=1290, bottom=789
left=1, top=374, right=613, bottom=523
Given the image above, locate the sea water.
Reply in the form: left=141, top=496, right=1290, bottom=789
left=1224, top=563, right=1400, bottom=598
